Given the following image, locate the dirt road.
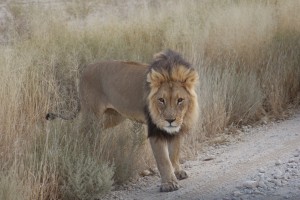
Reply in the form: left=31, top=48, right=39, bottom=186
left=104, top=110, right=300, bottom=200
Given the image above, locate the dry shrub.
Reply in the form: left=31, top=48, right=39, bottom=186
left=197, top=66, right=263, bottom=135
left=0, top=172, right=29, bottom=200
left=60, top=154, right=113, bottom=200
left=192, top=1, right=300, bottom=137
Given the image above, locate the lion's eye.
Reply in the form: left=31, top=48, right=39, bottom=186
left=158, top=98, right=165, bottom=104
left=177, top=98, right=184, bottom=105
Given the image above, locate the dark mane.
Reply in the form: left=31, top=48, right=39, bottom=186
left=144, top=49, right=195, bottom=140
left=148, top=49, right=191, bottom=74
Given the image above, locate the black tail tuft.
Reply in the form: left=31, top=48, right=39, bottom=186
left=46, top=113, right=56, bottom=120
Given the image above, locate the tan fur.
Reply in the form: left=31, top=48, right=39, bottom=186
left=46, top=50, right=199, bottom=192
left=78, top=61, right=148, bottom=127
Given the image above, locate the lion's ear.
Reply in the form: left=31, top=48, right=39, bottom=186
left=185, top=69, right=199, bottom=86
left=147, top=69, right=166, bottom=87
left=171, top=66, right=199, bottom=90
left=183, top=69, right=199, bottom=94
left=153, top=51, right=167, bottom=61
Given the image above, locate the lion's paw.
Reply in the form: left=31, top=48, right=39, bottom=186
left=160, top=180, right=180, bottom=192
left=175, top=170, right=188, bottom=180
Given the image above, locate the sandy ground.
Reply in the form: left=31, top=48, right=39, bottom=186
left=104, top=110, right=300, bottom=200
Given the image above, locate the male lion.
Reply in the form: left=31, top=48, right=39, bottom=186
left=46, top=49, right=199, bottom=192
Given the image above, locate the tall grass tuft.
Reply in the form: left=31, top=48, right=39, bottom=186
left=0, top=0, right=299, bottom=199
left=61, top=153, right=114, bottom=200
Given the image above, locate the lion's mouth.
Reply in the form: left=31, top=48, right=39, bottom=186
left=163, top=126, right=181, bottom=134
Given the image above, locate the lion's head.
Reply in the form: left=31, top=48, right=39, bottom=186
left=145, top=50, right=199, bottom=136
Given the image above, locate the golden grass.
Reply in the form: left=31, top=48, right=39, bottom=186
left=0, top=0, right=299, bottom=198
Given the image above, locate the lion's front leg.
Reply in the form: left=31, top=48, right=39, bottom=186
left=168, top=135, right=188, bottom=180
left=149, top=137, right=179, bottom=192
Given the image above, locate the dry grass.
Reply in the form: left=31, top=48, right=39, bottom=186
left=0, top=0, right=299, bottom=199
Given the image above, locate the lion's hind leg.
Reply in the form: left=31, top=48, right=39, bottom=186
left=102, top=109, right=125, bottom=129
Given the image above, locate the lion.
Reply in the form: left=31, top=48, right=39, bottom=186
left=46, top=49, right=199, bottom=192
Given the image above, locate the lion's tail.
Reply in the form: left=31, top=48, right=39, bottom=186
left=46, top=96, right=81, bottom=121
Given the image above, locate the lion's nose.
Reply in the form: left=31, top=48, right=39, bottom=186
left=166, top=118, right=176, bottom=124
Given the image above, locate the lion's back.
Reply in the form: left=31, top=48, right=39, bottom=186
left=79, top=60, right=148, bottom=122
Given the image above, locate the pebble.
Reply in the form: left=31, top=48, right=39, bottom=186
left=233, top=191, right=242, bottom=197
left=243, top=180, right=258, bottom=189
left=283, top=173, right=291, bottom=180
left=288, top=158, right=296, bottom=163
left=287, top=163, right=297, bottom=168
left=258, top=168, right=266, bottom=173
left=281, top=180, right=288, bottom=185
left=258, top=173, right=265, bottom=178
left=242, top=126, right=249, bottom=132
left=258, top=181, right=268, bottom=189
left=140, top=170, right=152, bottom=177
left=253, top=190, right=265, bottom=195
left=273, top=169, right=283, bottom=179
left=275, top=160, right=282, bottom=166
left=290, top=169, right=298, bottom=175
left=271, top=179, right=282, bottom=186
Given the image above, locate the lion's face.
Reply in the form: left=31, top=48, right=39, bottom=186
left=146, top=64, right=199, bottom=135
left=148, top=81, right=190, bottom=133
